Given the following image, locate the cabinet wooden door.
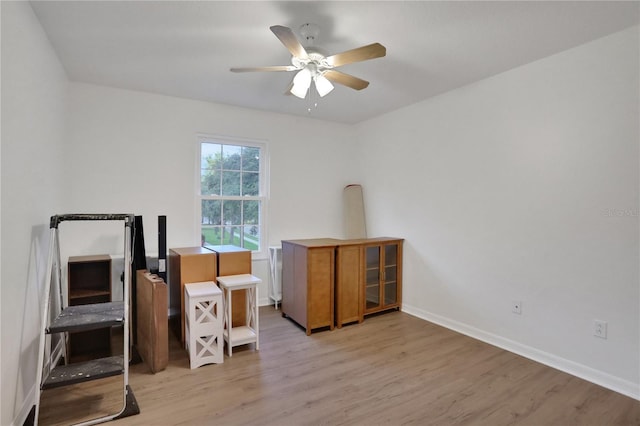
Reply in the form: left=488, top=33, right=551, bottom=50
left=306, top=247, right=334, bottom=333
left=335, top=244, right=362, bottom=327
left=363, top=240, right=402, bottom=315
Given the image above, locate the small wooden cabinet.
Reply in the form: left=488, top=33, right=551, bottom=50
left=67, top=254, right=112, bottom=362
left=281, top=239, right=337, bottom=335
left=363, top=239, right=403, bottom=315
left=208, top=245, right=251, bottom=327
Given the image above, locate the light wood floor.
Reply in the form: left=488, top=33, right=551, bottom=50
left=39, top=306, right=639, bottom=426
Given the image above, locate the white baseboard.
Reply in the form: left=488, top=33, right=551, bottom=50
left=12, top=339, right=65, bottom=426
left=402, top=303, right=640, bottom=401
left=259, top=296, right=278, bottom=307
left=12, top=385, right=36, bottom=426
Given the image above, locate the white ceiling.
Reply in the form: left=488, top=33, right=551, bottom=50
left=30, top=1, right=639, bottom=124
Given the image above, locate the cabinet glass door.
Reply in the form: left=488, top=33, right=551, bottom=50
left=383, top=244, right=398, bottom=306
left=365, top=246, right=380, bottom=309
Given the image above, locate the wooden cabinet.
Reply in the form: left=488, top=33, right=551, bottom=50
left=282, top=237, right=403, bottom=334
left=168, top=247, right=217, bottom=346
left=363, top=239, right=403, bottom=315
left=335, top=243, right=362, bottom=328
left=281, top=239, right=337, bottom=335
left=67, top=254, right=112, bottom=362
left=208, top=245, right=251, bottom=327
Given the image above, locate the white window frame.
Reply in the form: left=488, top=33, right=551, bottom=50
left=196, top=134, right=269, bottom=260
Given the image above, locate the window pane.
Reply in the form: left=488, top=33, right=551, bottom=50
left=201, top=200, right=221, bottom=225
left=242, top=146, right=260, bottom=171
left=243, top=225, right=259, bottom=250
left=222, top=171, right=241, bottom=196
left=366, top=246, right=380, bottom=269
left=223, top=225, right=242, bottom=246
left=384, top=283, right=397, bottom=305
left=201, top=169, right=221, bottom=196
left=385, top=266, right=397, bottom=283
left=243, top=200, right=259, bottom=224
left=201, top=143, right=222, bottom=169
left=201, top=143, right=222, bottom=196
left=366, top=286, right=379, bottom=308
left=385, top=245, right=397, bottom=265
left=222, top=145, right=241, bottom=170
left=242, top=172, right=259, bottom=196
left=202, top=226, right=223, bottom=246
left=223, top=200, right=241, bottom=225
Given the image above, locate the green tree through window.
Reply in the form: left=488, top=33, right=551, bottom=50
left=200, top=140, right=265, bottom=253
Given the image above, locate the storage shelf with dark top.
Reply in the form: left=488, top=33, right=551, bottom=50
left=67, top=254, right=113, bottom=362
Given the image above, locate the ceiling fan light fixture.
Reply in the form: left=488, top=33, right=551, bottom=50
left=291, top=68, right=312, bottom=98
left=314, top=74, right=334, bottom=97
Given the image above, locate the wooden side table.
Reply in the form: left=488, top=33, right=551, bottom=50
left=217, top=274, right=261, bottom=356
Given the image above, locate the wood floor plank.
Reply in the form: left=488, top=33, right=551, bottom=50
left=39, top=307, right=640, bottom=425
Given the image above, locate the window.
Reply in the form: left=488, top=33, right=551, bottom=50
left=198, top=136, right=267, bottom=257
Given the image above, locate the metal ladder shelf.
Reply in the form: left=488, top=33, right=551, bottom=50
left=34, top=214, right=139, bottom=425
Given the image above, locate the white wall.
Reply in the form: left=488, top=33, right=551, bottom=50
left=355, top=26, right=639, bottom=398
left=1, top=2, right=69, bottom=425
left=62, top=82, right=357, bottom=302
left=2, top=6, right=637, bottom=424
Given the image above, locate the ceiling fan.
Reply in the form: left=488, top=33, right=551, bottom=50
left=230, top=24, right=386, bottom=99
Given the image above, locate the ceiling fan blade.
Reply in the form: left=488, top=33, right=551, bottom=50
left=230, top=66, right=297, bottom=73
left=323, top=70, right=370, bottom=90
left=270, top=25, right=309, bottom=60
left=325, top=43, right=386, bottom=67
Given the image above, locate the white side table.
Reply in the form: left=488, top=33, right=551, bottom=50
left=268, top=246, right=282, bottom=309
left=184, top=281, right=224, bottom=368
left=217, top=274, right=261, bottom=356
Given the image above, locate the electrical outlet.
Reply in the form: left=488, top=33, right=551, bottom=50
left=512, top=301, right=522, bottom=315
left=594, top=320, right=607, bottom=339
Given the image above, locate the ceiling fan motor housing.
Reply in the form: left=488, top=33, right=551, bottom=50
left=292, top=52, right=330, bottom=73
